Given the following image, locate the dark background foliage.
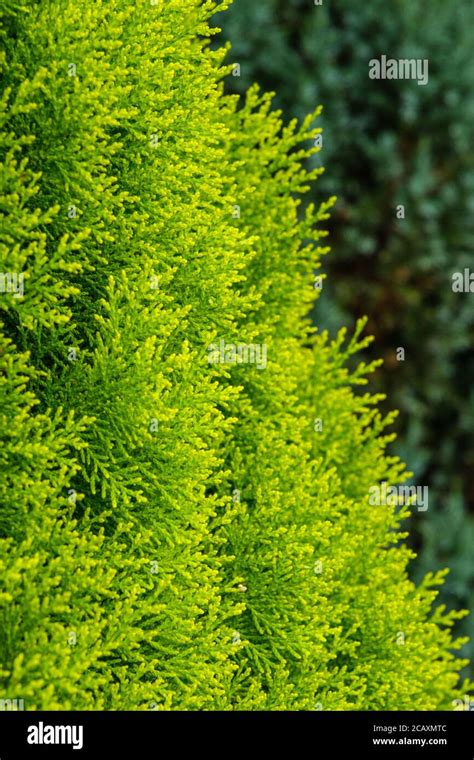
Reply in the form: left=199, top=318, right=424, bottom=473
left=214, top=0, right=474, bottom=670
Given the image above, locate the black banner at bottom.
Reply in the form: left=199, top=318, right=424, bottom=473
left=0, top=711, right=473, bottom=757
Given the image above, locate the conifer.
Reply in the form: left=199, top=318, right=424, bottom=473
left=0, top=0, right=469, bottom=709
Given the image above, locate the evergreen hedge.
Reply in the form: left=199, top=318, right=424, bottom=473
left=0, top=0, right=470, bottom=709
left=216, top=0, right=474, bottom=669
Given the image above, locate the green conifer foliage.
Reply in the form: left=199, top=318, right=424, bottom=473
left=0, top=0, right=470, bottom=709
left=216, top=0, right=474, bottom=668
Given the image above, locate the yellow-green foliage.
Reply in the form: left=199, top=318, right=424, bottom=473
left=0, top=0, right=470, bottom=710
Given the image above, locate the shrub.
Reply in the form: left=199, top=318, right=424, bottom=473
left=216, top=0, right=474, bottom=669
left=0, top=0, right=470, bottom=709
